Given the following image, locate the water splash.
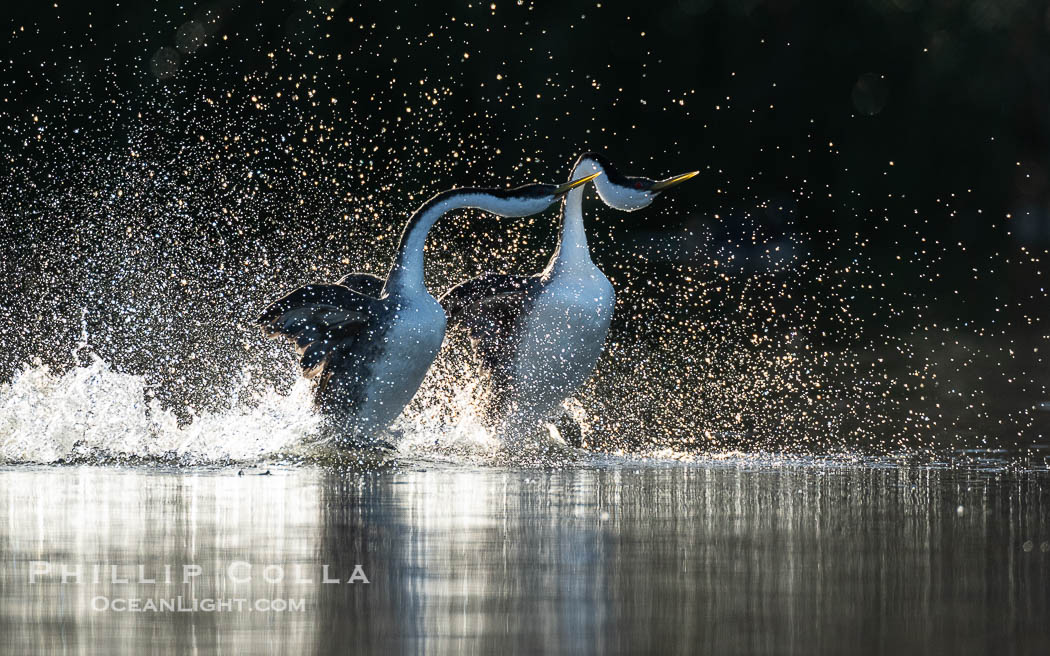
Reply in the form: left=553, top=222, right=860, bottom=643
left=393, top=357, right=505, bottom=463
left=0, top=52, right=898, bottom=464
left=0, top=349, right=321, bottom=465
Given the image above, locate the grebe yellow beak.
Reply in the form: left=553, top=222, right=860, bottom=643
left=650, top=170, right=699, bottom=191
left=553, top=171, right=602, bottom=196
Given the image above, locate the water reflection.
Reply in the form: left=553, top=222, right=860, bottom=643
left=0, top=460, right=1047, bottom=654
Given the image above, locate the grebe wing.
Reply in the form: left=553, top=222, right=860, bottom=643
left=336, top=272, right=385, bottom=297
left=439, top=273, right=539, bottom=324
left=440, top=273, right=542, bottom=374
left=258, top=283, right=374, bottom=367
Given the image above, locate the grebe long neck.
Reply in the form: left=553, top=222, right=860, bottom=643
left=547, top=157, right=603, bottom=275
left=385, top=189, right=542, bottom=296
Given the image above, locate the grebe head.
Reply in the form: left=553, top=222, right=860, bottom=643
left=575, top=152, right=699, bottom=211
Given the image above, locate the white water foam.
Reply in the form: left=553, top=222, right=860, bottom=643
left=0, top=352, right=912, bottom=469
left=392, top=356, right=602, bottom=466
left=0, top=344, right=524, bottom=466
left=0, top=352, right=322, bottom=464
left=0, top=331, right=620, bottom=466
left=393, top=361, right=505, bottom=464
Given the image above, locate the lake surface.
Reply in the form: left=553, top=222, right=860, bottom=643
left=0, top=457, right=1047, bottom=655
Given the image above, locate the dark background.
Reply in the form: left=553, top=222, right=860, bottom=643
left=3, top=0, right=1049, bottom=317
left=1, top=0, right=1048, bottom=453
left=4, top=0, right=1049, bottom=240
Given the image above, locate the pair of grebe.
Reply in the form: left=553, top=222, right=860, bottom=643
left=258, top=154, right=696, bottom=449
